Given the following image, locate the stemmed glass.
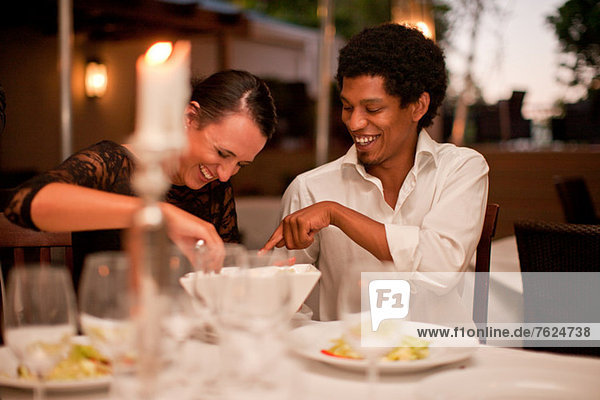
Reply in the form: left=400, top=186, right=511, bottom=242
left=160, top=245, right=197, bottom=352
left=153, top=245, right=201, bottom=398
left=218, top=249, right=294, bottom=399
left=190, top=242, right=249, bottom=398
left=192, top=242, right=249, bottom=334
left=337, top=261, right=398, bottom=400
left=78, top=251, right=136, bottom=373
left=3, top=265, right=78, bottom=400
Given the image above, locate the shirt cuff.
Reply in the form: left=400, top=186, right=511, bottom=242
left=384, top=224, right=420, bottom=272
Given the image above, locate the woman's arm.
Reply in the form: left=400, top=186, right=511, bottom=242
left=5, top=141, right=223, bottom=248
left=3, top=141, right=135, bottom=229
left=30, top=182, right=223, bottom=248
left=31, top=182, right=139, bottom=231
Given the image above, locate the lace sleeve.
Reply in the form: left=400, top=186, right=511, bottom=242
left=3, top=141, right=135, bottom=230
left=217, top=183, right=241, bottom=243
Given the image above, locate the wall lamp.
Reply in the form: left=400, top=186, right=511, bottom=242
left=85, top=60, right=108, bottom=98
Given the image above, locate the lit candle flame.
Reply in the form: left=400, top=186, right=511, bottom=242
left=145, top=42, right=173, bottom=66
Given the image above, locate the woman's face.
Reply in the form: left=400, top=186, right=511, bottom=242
left=174, top=108, right=267, bottom=190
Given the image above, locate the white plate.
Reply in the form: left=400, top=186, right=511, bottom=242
left=289, top=321, right=477, bottom=374
left=415, top=367, right=600, bottom=399
left=0, top=346, right=111, bottom=391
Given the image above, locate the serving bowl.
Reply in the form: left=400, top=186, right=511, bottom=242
left=179, top=264, right=321, bottom=320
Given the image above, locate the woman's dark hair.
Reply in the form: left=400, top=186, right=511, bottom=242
left=336, top=23, right=447, bottom=132
left=189, top=70, right=277, bottom=139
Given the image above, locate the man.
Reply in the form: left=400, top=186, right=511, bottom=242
left=262, top=23, right=489, bottom=321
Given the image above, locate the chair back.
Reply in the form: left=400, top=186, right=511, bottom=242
left=472, top=203, right=500, bottom=331
left=514, top=220, right=600, bottom=356
left=515, top=220, right=600, bottom=273
left=0, top=214, right=73, bottom=345
left=553, top=175, right=599, bottom=224
left=0, top=213, right=73, bottom=271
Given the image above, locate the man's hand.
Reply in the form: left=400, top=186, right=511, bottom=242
left=261, top=201, right=336, bottom=252
left=261, top=200, right=392, bottom=261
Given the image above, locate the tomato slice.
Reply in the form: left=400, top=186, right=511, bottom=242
left=320, top=349, right=355, bottom=359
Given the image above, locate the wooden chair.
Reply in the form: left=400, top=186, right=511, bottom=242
left=0, top=213, right=73, bottom=271
left=0, top=213, right=73, bottom=345
left=514, top=220, right=600, bottom=356
left=553, top=175, right=599, bottom=224
left=472, top=203, right=500, bottom=342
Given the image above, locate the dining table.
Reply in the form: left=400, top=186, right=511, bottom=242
left=2, top=318, right=600, bottom=400
left=2, top=235, right=599, bottom=399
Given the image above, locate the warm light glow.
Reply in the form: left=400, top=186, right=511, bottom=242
left=98, top=264, right=110, bottom=277
left=391, top=0, right=436, bottom=42
left=145, top=42, right=173, bottom=66
left=415, top=21, right=433, bottom=39
left=85, top=61, right=108, bottom=98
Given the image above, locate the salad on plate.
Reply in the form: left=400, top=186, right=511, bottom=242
left=321, top=335, right=430, bottom=361
left=3, top=343, right=111, bottom=382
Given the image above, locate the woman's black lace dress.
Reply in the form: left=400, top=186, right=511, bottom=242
left=4, top=140, right=240, bottom=288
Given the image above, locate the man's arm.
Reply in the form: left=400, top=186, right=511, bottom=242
left=263, top=152, right=489, bottom=271
left=262, top=200, right=392, bottom=261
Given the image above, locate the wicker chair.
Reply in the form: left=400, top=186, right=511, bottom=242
left=514, top=220, right=600, bottom=356
left=553, top=175, right=599, bottom=224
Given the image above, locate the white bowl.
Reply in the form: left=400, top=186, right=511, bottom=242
left=180, top=264, right=321, bottom=320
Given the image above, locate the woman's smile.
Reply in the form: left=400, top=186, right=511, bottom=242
left=177, top=111, right=267, bottom=190
left=198, top=164, right=216, bottom=183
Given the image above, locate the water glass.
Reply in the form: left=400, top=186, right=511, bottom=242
left=78, top=251, right=136, bottom=371
left=217, top=249, right=295, bottom=400
left=3, top=265, right=78, bottom=400
left=337, top=261, right=398, bottom=400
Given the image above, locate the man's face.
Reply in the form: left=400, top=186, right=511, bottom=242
left=340, top=75, right=420, bottom=168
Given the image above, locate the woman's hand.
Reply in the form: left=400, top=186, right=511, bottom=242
left=161, top=202, right=224, bottom=266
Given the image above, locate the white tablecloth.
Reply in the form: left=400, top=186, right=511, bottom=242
left=296, top=345, right=600, bottom=399
left=2, top=332, right=599, bottom=400
left=3, top=236, right=597, bottom=399
left=488, top=235, right=523, bottom=325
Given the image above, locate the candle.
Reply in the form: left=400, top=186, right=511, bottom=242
left=134, top=40, right=191, bottom=152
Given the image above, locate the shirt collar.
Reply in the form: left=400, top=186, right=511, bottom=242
left=341, top=129, right=438, bottom=176
left=414, top=129, right=438, bottom=170
left=341, top=145, right=370, bottom=180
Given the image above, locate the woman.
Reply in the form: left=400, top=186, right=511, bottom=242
left=3, top=70, right=277, bottom=286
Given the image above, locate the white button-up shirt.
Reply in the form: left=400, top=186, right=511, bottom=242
left=276, top=130, right=489, bottom=321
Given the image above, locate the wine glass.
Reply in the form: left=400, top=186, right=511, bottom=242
left=193, top=242, right=249, bottom=326
left=160, top=245, right=197, bottom=350
left=337, top=261, right=399, bottom=400
left=190, top=242, right=249, bottom=397
left=3, top=265, right=78, bottom=400
left=218, top=249, right=294, bottom=399
left=145, top=245, right=200, bottom=400
left=78, top=251, right=136, bottom=373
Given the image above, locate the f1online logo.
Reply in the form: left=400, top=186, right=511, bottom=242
left=368, top=280, right=410, bottom=331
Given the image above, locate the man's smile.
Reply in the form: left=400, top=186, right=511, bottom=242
left=353, top=134, right=380, bottom=148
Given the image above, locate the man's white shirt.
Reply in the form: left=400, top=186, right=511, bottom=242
left=276, top=130, right=489, bottom=322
